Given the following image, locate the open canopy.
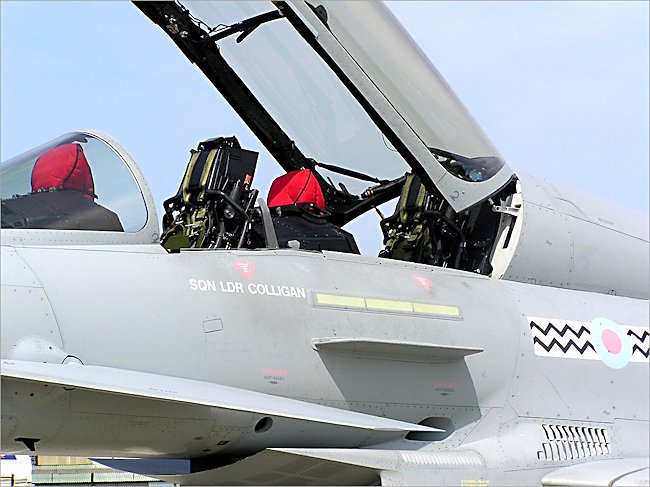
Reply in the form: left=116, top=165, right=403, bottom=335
left=135, top=1, right=514, bottom=220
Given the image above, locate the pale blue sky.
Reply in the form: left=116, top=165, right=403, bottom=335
left=1, top=1, right=648, bottom=254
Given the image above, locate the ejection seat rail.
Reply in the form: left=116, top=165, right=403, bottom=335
left=164, top=189, right=251, bottom=220
left=162, top=189, right=259, bottom=250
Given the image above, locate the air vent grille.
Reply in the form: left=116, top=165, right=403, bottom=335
left=537, top=424, right=609, bottom=461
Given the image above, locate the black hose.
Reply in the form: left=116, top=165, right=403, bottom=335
left=424, top=210, right=466, bottom=269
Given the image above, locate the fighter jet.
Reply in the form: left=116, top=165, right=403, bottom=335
left=1, top=2, right=648, bottom=486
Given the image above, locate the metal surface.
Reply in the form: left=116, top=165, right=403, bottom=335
left=499, top=174, right=649, bottom=299
left=1, top=2, right=648, bottom=486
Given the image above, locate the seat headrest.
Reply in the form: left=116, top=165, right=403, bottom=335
left=268, top=169, right=325, bottom=209
left=31, top=143, right=95, bottom=200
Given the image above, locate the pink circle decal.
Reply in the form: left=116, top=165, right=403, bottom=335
left=601, top=329, right=622, bottom=354
left=591, top=317, right=632, bottom=369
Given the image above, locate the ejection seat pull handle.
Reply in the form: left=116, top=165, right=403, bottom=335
left=257, top=198, right=279, bottom=249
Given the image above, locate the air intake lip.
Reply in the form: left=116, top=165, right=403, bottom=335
left=407, top=417, right=454, bottom=441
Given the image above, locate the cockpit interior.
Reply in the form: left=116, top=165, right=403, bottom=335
left=1, top=1, right=523, bottom=278
left=0, top=128, right=518, bottom=279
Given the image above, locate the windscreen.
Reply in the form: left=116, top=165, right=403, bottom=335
left=1, top=132, right=147, bottom=232
left=184, top=1, right=410, bottom=195
left=316, top=1, right=505, bottom=175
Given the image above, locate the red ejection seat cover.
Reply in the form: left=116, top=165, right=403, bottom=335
left=31, top=144, right=95, bottom=200
left=267, top=169, right=325, bottom=208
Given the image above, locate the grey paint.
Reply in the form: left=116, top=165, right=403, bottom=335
left=311, top=338, right=483, bottom=363
left=1, top=1, right=648, bottom=485
left=499, top=174, right=649, bottom=299
left=1, top=242, right=648, bottom=484
left=541, top=458, right=649, bottom=486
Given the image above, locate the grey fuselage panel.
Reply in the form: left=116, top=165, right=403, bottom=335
left=491, top=173, right=649, bottom=299
left=2, top=243, right=647, bottom=465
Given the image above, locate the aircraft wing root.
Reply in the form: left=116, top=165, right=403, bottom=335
left=1, top=359, right=438, bottom=434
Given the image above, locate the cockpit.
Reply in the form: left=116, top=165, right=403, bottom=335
left=1, top=132, right=148, bottom=233
left=1, top=1, right=646, bottom=300
left=133, top=0, right=519, bottom=274
left=0, top=1, right=521, bottom=277
left=0, top=125, right=516, bottom=279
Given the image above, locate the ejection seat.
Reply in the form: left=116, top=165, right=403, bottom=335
left=250, top=169, right=360, bottom=254
left=380, top=172, right=504, bottom=274
left=160, top=136, right=259, bottom=250
left=380, top=173, right=465, bottom=267
left=159, top=137, right=358, bottom=253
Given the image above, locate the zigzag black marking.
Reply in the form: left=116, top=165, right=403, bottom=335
left=533, top=336, right=596, bottom=355
left=632, top=344, right=650, bottom=358
left=627, top=329, right=649, bottom=342
left=530, top=321, right=591, bottom=339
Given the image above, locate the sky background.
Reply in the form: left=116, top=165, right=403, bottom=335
left=1, top=1, right=648, bottom=255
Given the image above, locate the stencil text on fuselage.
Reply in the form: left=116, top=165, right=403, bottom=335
left=189, top=279, right=306, bottom=299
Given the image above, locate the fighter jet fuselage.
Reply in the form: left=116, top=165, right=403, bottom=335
left=1, top=1, right=648, bottom=486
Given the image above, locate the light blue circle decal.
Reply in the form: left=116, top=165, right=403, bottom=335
left=591, top=317, right=632, bottom=369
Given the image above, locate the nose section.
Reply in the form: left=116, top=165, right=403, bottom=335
left=1, top=246, right=64, bottom=359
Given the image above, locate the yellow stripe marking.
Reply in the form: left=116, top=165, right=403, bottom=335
left=315, top=293, right=461, bottom=319
left=365, top=298, right=413, bottom=313
left=316, top=293, right=366, bottom=308
left=413, top=303, right=461, bottom=317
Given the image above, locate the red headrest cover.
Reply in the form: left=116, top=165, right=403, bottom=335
left=267, top=169, right=325, bottom=209
left=31, top=144, right=95, bottom=200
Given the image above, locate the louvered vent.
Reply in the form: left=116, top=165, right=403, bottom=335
left=537, top=424, right=610, bottom=461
